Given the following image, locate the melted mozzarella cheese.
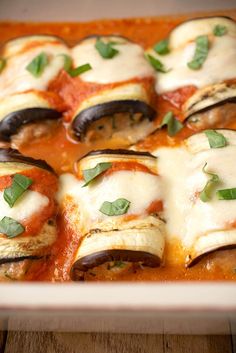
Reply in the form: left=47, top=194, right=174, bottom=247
left=155, top=140, right=236, bottom=251
left=71, top=37, right=155, bottom=84
left=0, top=190, right=49, bottom=223
left=152, top=35, right=236, bottom=94
left=0, top=43, right=69, bottom=99
left=57, top=170, right=163, bottom=231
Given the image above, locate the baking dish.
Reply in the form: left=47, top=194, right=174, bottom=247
left=0, top=0, right=236, bottom=334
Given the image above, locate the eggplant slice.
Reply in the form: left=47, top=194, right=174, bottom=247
left=0, top=148, right=57, bottom=280
left=70, top=35, right=156, bottom=143
left=56, top=149, right=165, bottom=280
left=184, top=129, right=236, bottom=266
left=146, top=16, right=236, bottom=129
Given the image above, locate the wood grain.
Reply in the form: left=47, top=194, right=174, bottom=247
left=3, top=332, right=233, bottom=353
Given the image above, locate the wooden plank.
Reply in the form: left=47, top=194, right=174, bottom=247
left=164, top=335, right=233, bottom=353
left=4, top=332, right=164, bottom=353
left=0, top=319, right=7, bottom=353
left=4, top=332, right=234, bottom=353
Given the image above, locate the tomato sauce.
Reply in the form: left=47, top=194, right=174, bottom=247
left=0, top=10, right=236, bottom=281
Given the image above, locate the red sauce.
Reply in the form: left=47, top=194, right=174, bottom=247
left=0, top=10, right=236, bottom=282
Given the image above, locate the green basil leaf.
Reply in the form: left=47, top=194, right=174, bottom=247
left=68, top=63, right=92, bottom=77
left=187, top=35, right=209, bottom=70
left=200, top=163, right=220, bottom=202
left=109, top=261, right=126, bottom=269
left=204, top=130, right=227, bottom=148
left=26, top=52, right=48, bottom=77
left=0, top=216, right=25, bottom=238
left=60, top=54, right=73, bottom=71
left=4, top=174, right=33, bottom=208
left=95, top=38, right=119, bottom=59
left=99, top=198, right=130, bottom=216
left=154, top=39, right=169, bottom=55
left=160, top=111, right=183, bottom=136
left=0, top=58, right=6, bottom=74
left=213, top=24, right=227, bottom=37
left=217, top=188, right=236, bottom=200
left=146, top=54, right=169, bottom=73
left=82, top=162, right=112, bottom=187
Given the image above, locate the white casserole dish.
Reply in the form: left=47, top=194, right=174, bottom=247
left=0, top=0, right=236, bottom=334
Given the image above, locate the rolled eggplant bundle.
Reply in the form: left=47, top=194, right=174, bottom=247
left=0, top=148, right=58, bottom=280
left=69, top=35, right=156, bottom=143
left=57, top=149, right=165, bottom=280
left=0, top=35, right=69, bottom=141
left=146, top=16, right=236, bottom=129
left=183, top=129, right=236, bottom=266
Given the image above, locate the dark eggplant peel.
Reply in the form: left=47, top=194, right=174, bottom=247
left=0, top=35, right=69, bottom=141
left=146, top=16, right=236, bottom=130
left=57, top=149, right=165, bottom=280
left=183, top=129, right=236, bottom=266
left=70, top=35, right=156, bottom=144
left=0, top=148, right=58, bottom=280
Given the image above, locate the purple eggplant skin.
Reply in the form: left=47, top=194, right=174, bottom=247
left=0, top=148, right=55, bottom=174
left=71, top=249, right=161, bottom=280
left=79, top=148, right=156, bottom=161
left=0, top=255, right=43, bottom=266
left=187, top=244, right=236, bottom=268
left=72, top=100, right=156, bottom=140
left=0, top=108, right=61, bottom=142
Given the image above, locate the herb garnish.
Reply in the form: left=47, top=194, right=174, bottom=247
left=213, top=24, right=227, bottom=37
left=160, top=111, right=183, bottom=136
left=95, top=38, right=119, bottom=59
left=0, top=216, right=25, bottom=238
left=26, top=52, right=48, bottom=77
left=82, top=162, right=112, bottom=187
left=204, top=130, right=227, bottom=149
left=154, top=39, right=169, bottom=55
left=4, top=174, right=33, bottom=208
left=0, top=58, right=6, bottom=74
left=199, top=163, right=220, bottom=202
left=217, top=188, right=236, bottom=200
left=146, top=54, right=169, bottom=73
left=187, top=35, right=209, bottom=70
left=99, top=198, right=130, bottom=216
left=61, top=54, right=92, bottom=77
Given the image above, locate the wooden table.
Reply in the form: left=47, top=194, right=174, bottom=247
left=0, top=331, right=235, bottom=353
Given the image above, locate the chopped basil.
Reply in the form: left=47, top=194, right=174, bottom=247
left=199, top=163, right=220, bottom=202
left=60, top=54, right=92, bottom=77
left=154, top=39, right=169, bottom=55
left=4, top=174, right=33, bottom=208
left=26, top=52, right=48, bottom=77
left=146, top=54, right=169, bottom=73
left=68, top=63, right=92, bottom=77
left=187, top=35, right=209, bottom=70
left=99, top=198, right=130, bottom=216
left=204, top=130, right=227, bottom=149
left=217, top=188, right=236, bottom=200
left=160, top=111, right=183, bottom=136
left=0, top=58, right=6, bottom=74
left=61, top=54, right=73, bottom=72
left=0, top=216, right=25, bottom=238
left=82, top=162, right=112, bottom=187
left=213, top=24, right=227, bottom=37
left=95, top=38, right=119, bottom=59
left=109, top=261, right=126, bottom=270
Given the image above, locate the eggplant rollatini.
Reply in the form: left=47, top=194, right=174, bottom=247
left=0, top=148, right=58, bottom=280
left=183, top=130, right=236, bottom=265
left=68, top=36, right=156, bottom=143
left=0, top=35, right=69, bottom=141
left=57, top=149, right=165, bottom=280
left=146, top=16, right=236, bottom=130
